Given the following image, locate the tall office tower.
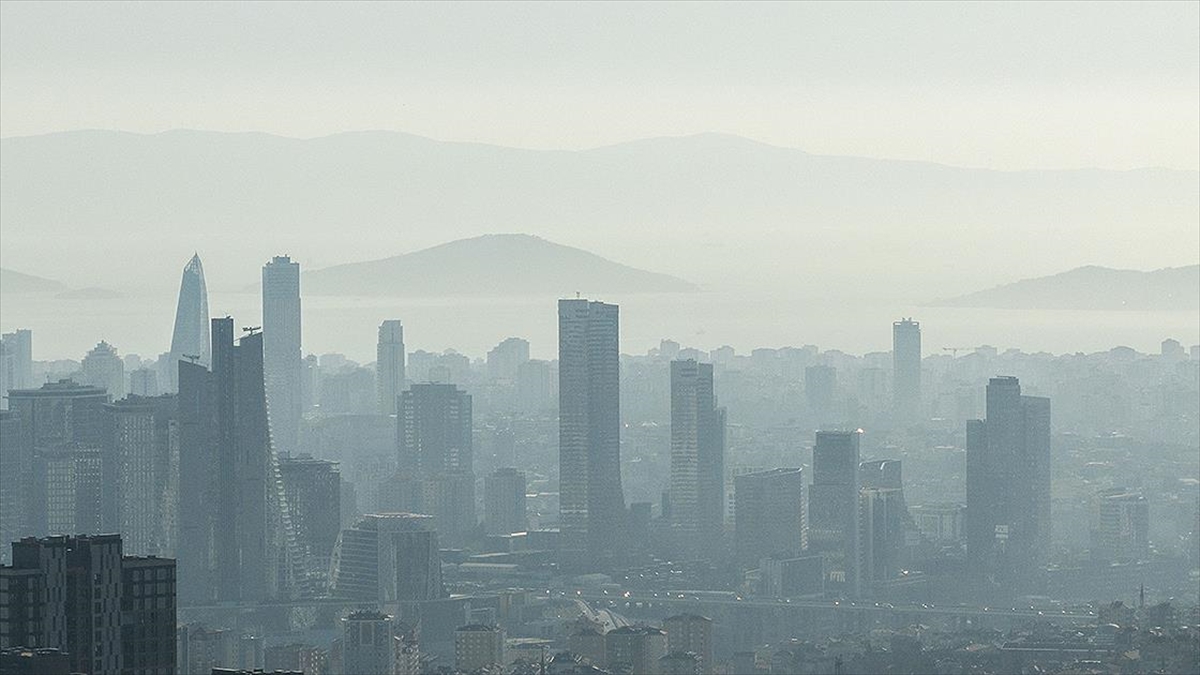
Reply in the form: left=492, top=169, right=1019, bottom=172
left=398, top=383, right=475, bottom=543
left=484, top=468, right=527, bottom=535
left=965, top=376, right=1051, bottom=588
left=167, top=254, right=211, bottom=393
left=668, top=360, right=726, bottom=558
left=558, top=298, right=625, bottom=565
left=808, top=430, right=862, bottom=596
left=0, top=535, right=176, bottom=675
left=734, top=468, right=805, bottom=565
left=1091, top=488, right=1150, bottom=563
left=128, top=368, right=159, bottom=397
left=39, top=445, right=103, bottom=535
left=0, top=330, right=33, bottom=390
left=262, top=255, right=302, bottom=454
left=487, top=337, right=530, bottom=380
left=0, top=330, right=33, bottom=409
left=177, top=318, right=299, bottom=604
left=81, top=341, right=125, bottom=398
left=516, top=359, right=554, bottom=413
left=279, top=455, right=341, bottom=594
left=663, top=614, right=713, bottom=675
left=105, top=395, right=178, bottom=557
left=376, top=320, right=406, bottom=415
left=804, top=365, right=837, bottom=423
left=858, top=459, right=906, bottom=586
left=329, top=513, right=443, bottom=604
left=892, top=318, right=921, bottom=421
left=455, top=624, right=505, bottom=672
left=606, top=626, right=668, bottom=675
left=342, top=611, right=395, bottom=675
left=6, top=380, right=110, bottom=538
left=859, top=486, right=905, bottom=585
left=0, top=412, right=29, bottom=563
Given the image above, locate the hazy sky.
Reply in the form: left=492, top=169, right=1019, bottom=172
left=2, top=1, right=1197, bottom=171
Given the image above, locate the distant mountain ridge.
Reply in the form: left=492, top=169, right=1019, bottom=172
left=1, top=267, right=66, bottom=294
left=301, top=233, right=697, bottom=296
left=1, top=129, right=1196, bottom=296
left=934, top=265, right=1200, bottom=311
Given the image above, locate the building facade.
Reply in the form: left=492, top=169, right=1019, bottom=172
left=262, top=255, right=302, bottom=454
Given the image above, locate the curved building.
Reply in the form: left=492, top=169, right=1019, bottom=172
left=167, top=254, right=210, bottom=392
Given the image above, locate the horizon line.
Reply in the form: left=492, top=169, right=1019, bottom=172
left=0, top=126, right=1192, bottom=174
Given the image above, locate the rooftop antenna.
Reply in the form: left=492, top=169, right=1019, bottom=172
left=576, top=291, right=581, bottom=299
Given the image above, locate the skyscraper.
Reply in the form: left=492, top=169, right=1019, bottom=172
left=167, top=254, right=210, bottom=393
left=0, top=412, right=28, bottom=563
left=278, top=455, right=341, bottom=594
left=1091, top=488, right=1150, bottom=562
left=105, top=395, right=178, bottom=558
left=892, top=318, right=921, bottom=421
left=0, top=534, right=176, bottom=675
left=558, top=298, right=624, bottom=566
left=484, top=468, right=527, bottom=535
left=0, top=329, right=33, bottom=407
left=398, top=383, right=475, bottom=543
left=808, top=430, right=862, bottom=596
left=262, top=255, right=302, bottom=454
left=177, top=318, right=299, bottom=604
left=965, top=376, right=1051, bottom=588
left=80, top=341, right=125, bottom=399
left=669, top=360, right=726, bottom=558
left=329, top=513, right=443, bottom=604
left=734, top=468, right=805, bottom=565
left=6, top=380, right=110, bottom=538
left=376, top=320, right=406, bottom=415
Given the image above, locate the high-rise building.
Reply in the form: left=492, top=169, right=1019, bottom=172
left=329, top=513, right=443, bottom=604
left=660, top=651, right=703, bottom=675
left=128, top=369, right=160, bottom=397
left=0, top=534, right=176, bottom=675
left=965, top=376, right=1051, bottom=588
left=342, top=611, right=395, bottom=675
left=0, top=329, right=33, bottom=407
left=804, top=365, right=837, bottom=424
left=860, top=486, right=905, bottom=585
left=376, top=320, right=406, bottom=415
left=262, top=255, right=302, bottom=454
left=485, top=468, right=527, bottom=535
left=81, top=341, right=125, bottom=399
left=176, top=318, right=299, bottom=604
left=663, top=614, right=713, bottom=675
left=558, top=298, right=624, bottom=566
left=278, top=455, right=341, bottom=594
left=1091, top=488, right=1150, bottom=562
left=606, top=626, right=667, bottom=675
left=6, top=380, right=110, bottom=538
left=808, top=430, right=862, bottom=596
left=454, top=624, right=505, bottom=672
left=668, top=360, right=726, bottom=558
left=39, top=445, right=103, bottom=536
left=0, top=412, right=29, bottom=564
left=398, top=383, right=475, bottom=543
left=487, top=337, right=530, bottom=381
left=106, top=395, right=178, bottom=558
left=892, top=318, right=921, bottom=421
left=734, top=468, right=805, bottom=565
left=167, top=254, right=211, bottom=393
left=515, top=359, right=554, bottom=413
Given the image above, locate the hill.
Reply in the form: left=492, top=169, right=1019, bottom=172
left=0, top=267, right=67, bottom=294
left=1, top=130, right=1196, bottom=296
left=301, top=234, right=697, bottom=296
left=934, top=265, right=1200, bottom=311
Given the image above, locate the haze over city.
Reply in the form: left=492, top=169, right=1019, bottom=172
left=0, top=2, right=1197, bottom=675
